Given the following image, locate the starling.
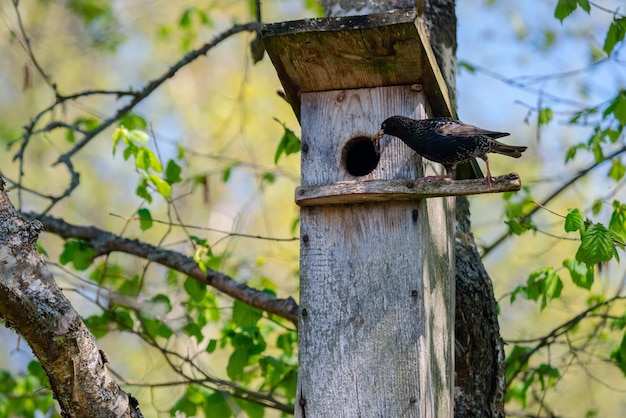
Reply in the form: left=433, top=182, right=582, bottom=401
left=373, top=116, right=527, bottom=187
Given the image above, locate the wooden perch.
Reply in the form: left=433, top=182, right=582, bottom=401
left=295, top=173, right=521, bottom=206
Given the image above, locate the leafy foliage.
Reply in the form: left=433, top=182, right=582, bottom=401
left=2, top=0, right=626, bottom=417
left=273, top=119, right=301, bottom=164
left=0, top=362, right=57, bottom=418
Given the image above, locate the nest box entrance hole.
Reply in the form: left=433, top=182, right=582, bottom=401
left=342, top=136, right=380, bottom=177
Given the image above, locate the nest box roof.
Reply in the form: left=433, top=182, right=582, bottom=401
left=262, top=10, right=452, bottom=119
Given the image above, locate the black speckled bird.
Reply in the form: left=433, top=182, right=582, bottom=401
left=373, top=116, right=527, bottom=186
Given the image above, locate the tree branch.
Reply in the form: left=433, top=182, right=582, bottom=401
left=504, top=294, right=626, bottom=388
left=482, top=146, right=626, bottom=257
left=25, top=212, right=299, bottom=326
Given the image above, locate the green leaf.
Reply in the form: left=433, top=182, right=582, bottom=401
left=179, top=8, right=194, bottom=28
left=67, top=0, right=112, bottom=24
left=232, top=300, right=263, bottom=327
left=84, top=314, right=110, bottom=339
left=206, top=339, right=218, bottom=353
left=538, top=107, right=553, bottom=125
left=183, top=322, right=204, bottom=342
left=184, top=277, right=207, bottom=302
left=290, top=217, right=300, bottom=235
left=119, top=113, right=147, bottom=130
left=126, top=129, right=149, bottom=144
left=565, top=143, right=587, bottom=162
left=113, top=310, right=134, bottom=331
left=227, top=349, right=248, bottom=380
left=564, top=208, right=584, bottom=232
left=135, top=147, right=162, bottom=172
left=136, top=180, right=152, bottom=202
left=603, top=18, right=626, bottom=55
left=118, top=273, right=140, bottom=295
left=165, top=160, right=182, bottom=184
left=533, top=363, right=561, bottom=390
left=591, top=200, right=603, bottom=215
left=37, top=241, right=49, bottom=257
left=111, top=127, right=124, bottom=154
left=563, top=258, right=594, bottom=289
left=222, top=165, right=234, bottom=183
left=137, top=208, right=152, bottom=230
left=151, top=294, right=172, bottom=313
left=506, top=345, right=533, bottom=383
left=554, top=0, right=578, bottom=22
left=68, top=117, right=99, bottom=143
left=235, top=398, right=265, bottom=418
left=515, top=267, right=563, bottom=310
left=171, top=395, right=198, bottom=417
left=123, top=144, right=135, bottom=160
left=141, top=315, right=173, bottom=339
left=59, top=240, right=97, bottom=270
left=609, top=158, right=626, bottom=182
left=277, top=332, right=296, bottom=357
left=505, top=219, right=530, bottom=235
left=148, top=174, right=171, bottom=198
left=203, top=392, right=232, bottom=418
left=610, top=331, right=626, bottom=376
left=609, top=201, right=626, bottom=241
left=274, top=120, right=301, bottom=164
left=458, top=61, right=475, bottom=73
left=262, top=171, right=276, bottom=184
left=604, top=90, right=626, bottom=124
left=576, top=223, right=614, bottom=266
left=27, top=361, right=49, bottom=387
left=577, top=0, right=590, bottom=13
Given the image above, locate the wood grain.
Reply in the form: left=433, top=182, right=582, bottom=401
left=296, top=86, right=454, bottom=417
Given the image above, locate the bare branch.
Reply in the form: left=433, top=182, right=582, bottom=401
left=25, top=212, right=299, bottom=325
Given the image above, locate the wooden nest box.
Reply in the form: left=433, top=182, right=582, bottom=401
left=262, top=10, right=516, bottom=417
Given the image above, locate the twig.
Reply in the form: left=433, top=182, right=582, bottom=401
left=54, top=22, right=262, bottom=166
left=505, top=295, right=625, bottom=387
left=109, top=213, right=299, bottom=242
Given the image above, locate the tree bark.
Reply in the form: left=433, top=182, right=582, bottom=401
left=454, top=196, right=505, bottom=418
left=0, top=179, right=143, bottom=418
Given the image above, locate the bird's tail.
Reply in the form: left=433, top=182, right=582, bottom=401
left=493, top=143, right=527, bottom=158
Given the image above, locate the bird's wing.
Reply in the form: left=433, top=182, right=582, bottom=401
left=437, top=120, right=510, bottom=139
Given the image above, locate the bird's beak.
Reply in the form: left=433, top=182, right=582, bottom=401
left=371, top=129, right=384, bottom=141
left=372, top=129, right=383, bottom=155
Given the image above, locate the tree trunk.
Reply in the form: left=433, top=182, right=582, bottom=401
left=0, top=179, right=143, bottom=418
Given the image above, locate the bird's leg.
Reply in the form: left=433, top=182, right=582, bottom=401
left=484, top=158, right=493, bottom=188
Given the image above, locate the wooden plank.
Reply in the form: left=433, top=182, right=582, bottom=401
left=263, top=10, right=452, bottom=119
left=295, top=173, right=521, bottom=206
